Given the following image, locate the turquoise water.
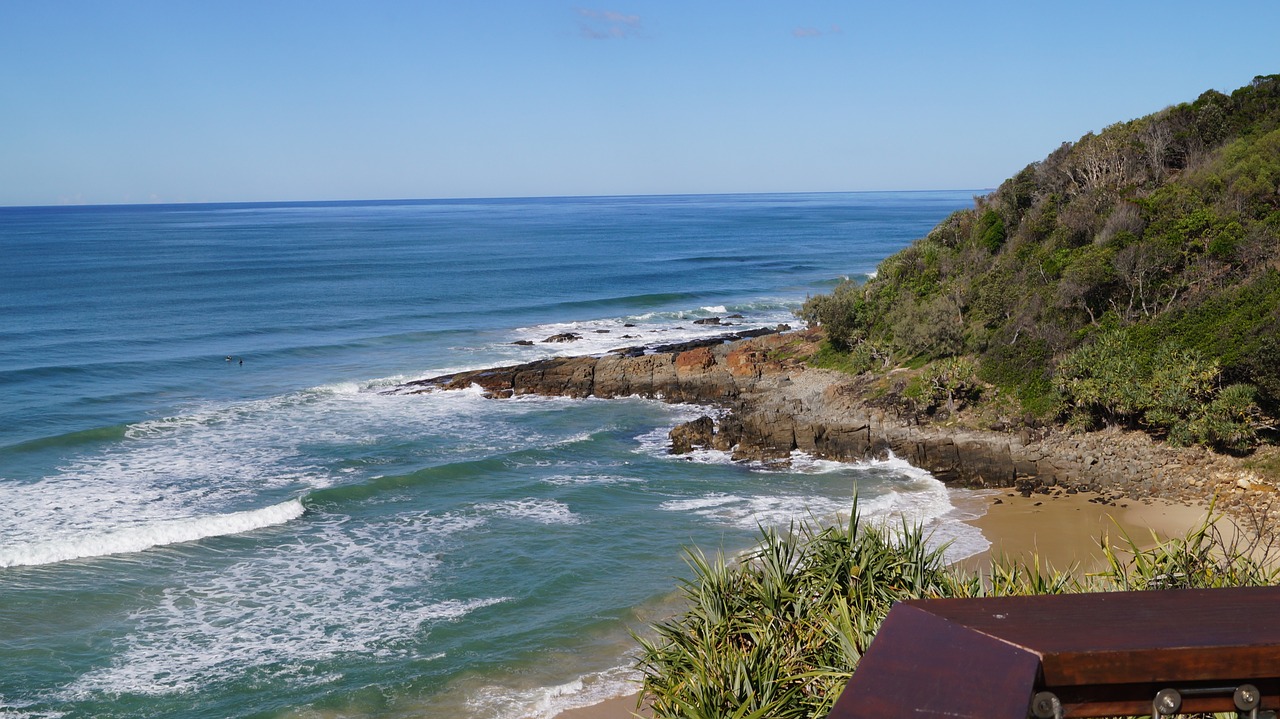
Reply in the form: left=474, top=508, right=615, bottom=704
left=0, top=192, right=982, bottom=718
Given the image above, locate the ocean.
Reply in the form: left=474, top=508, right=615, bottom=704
left=0, top=192, right=983, bottom=718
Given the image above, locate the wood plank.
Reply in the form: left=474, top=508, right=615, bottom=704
left=828, top=604, right=1041, bottom=719
left=899, top=587, right=1280, bottom=687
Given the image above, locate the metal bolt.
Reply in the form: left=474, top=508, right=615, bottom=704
left=1030, top=691, right=1061, bottom=719
left=1236, top=683, right=1262, bottom=711
left=1154, top=688, right=1182, bottom=716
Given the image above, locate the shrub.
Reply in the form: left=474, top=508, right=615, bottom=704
left=1180, top=383, right=1267, bottom=451
left=972, top=209, right=1007, bottom=253
left=1055, top=330, right=1270, bottom=449
left=885, top=294, right=963, bottom=359
left=635, top=509, right=972, bottom=719
left=798, top=281, right=868, bottom=352
left=1145, top=269, right=1280, bottom=404
left=905, top=357, right=980, bottom=414
left=1055, top=329, right=1150, bottom=427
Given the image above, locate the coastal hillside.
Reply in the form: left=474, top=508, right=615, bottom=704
left=802, top=75, right=1280, bottom=452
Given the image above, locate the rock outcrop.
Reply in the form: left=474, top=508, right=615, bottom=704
left=395, top=330, right=1259, bottom=503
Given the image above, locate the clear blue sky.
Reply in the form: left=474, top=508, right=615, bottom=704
left=2, top=1, right=1278, bottom=206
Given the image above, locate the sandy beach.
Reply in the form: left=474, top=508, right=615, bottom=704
left=958, top=489, right=1214, bottom=573
left=552, top=490, right=1217, bottom=719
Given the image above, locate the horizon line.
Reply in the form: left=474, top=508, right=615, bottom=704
left=0, top=188, right=994, bottom=211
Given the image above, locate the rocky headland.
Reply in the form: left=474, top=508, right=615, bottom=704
left=396, top=329, right=1277, bottom=519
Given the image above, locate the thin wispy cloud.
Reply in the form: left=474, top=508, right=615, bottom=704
left=576, top=8, right=642, bottom=39
left=793, top=24, right=843, bottom=39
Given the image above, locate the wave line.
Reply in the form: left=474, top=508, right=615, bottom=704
left=0, top=498, right=306, bottom=568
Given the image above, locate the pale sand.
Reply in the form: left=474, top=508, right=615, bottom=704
left=960, top=490, right=1212, bottom=573
left=552, top=491, right=1215, bottom=719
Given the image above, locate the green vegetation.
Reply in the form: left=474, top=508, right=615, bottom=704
left=800, top=75, right=1280, bottom=449
left=806, top=339, right=882, bottom=376
left=636, top=516, right=964, bottom=719
left=904, top=356, right=980, bottom=414
left=1244, top=447, right=1280, bottom=484
left=636, top=505, right=1277, bottom=719
left=1055, top=330, right=1267, bottom=449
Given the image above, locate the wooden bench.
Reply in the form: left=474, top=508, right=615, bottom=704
left=828, top=586, right=1280, bottom=718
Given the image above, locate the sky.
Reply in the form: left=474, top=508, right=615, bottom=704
left=2, top=1, right=1278, bottom=206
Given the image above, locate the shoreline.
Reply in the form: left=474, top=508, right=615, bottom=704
left=550, top=489, right=1218, bottom=719
left=554, top=694, right=648, bottom=719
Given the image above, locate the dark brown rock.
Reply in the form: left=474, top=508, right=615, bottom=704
left=670, top=416, right=715, bottom=454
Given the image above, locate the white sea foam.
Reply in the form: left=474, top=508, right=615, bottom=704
left=477, top=498, right=583, bottom=525
left=740, top=494, right=854, bottom=527
left=504, top=301, right=799, bottom=359
left=777, top=451, right=858, bottom=474
left=465, top=665, right=640, bottom=719
left=2, top=379, right=595, bottom=567
left=659, top=494, right=742, bottom=512
left=373, top=364, right=497, bottom=392
left=659, top=493, right=850, bottom=530
left=630, top=404, right=728, bottom=460
left=0, top=499, right=305, bottom=568
left=0, top=697, right=66, bottom=719
left=850, top=458, right=991, bottom=562
left=66, top=510, right=509, bottom=698
left=654, top=450, right=990, bottom=562
left=926, top=507, right=991, bottom=563
left=541, top=474, right=641, bottom=487
left=1, top=390, right=343, bottom=568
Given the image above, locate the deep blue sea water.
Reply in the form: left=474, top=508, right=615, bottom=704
left=0, top=192, right=983, bottom=718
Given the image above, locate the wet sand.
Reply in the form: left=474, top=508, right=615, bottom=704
left=553, top=694, right=649, bottom=719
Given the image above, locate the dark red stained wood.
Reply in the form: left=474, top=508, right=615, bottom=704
left=899, top=587, right=1280, bottom=686
left=827, top=604, right=1041, bottom=719
left=828, top=587, right=1280, bottom=719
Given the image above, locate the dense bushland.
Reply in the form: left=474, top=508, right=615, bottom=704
left=800, top=75, right=1280, bottom=449
left=635, top=506, right=1277, bottom=719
